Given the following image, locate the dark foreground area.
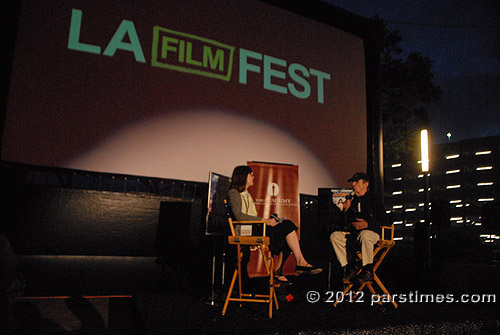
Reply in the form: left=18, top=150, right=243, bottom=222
left=2, top=249, right=499, bottom=334
left=3, top=282, right=500, bottom=335
left=135, top=291, right=500, bottom=335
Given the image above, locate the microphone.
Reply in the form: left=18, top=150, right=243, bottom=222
left=345, top=191, right=354, bottom=200
left=270, top=213, right=283, bottom=223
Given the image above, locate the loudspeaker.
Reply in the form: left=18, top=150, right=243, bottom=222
left=154, top=201, right=208, bottom=297
left=155, top=201, right=198, bottom=267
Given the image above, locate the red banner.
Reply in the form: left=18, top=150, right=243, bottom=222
left=247, top=162, right=300, bottom=276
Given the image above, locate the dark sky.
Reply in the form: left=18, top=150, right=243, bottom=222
left=323, top=0, right=500, bottom=143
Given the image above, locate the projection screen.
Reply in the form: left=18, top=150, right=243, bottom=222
left=1, top=0, right=368, bottom=194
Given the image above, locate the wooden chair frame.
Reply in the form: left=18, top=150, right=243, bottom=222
left=222, top=217, right=279, bottom=318
left=333, top=225, right=398, bottom=308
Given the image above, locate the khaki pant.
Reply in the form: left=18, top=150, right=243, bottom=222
left=330, top=230, right=380, bottom=267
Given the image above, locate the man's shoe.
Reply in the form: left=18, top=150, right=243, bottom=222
left=342, top=266, right=360, bottom=283
left=356, top=269, right=373, bottom=284
left=295, top=265, right=322, bottom=275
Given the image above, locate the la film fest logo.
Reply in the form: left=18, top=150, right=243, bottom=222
left=268, top=183, right=280, bottom=197
left=67, top=8, right=331, bottom=104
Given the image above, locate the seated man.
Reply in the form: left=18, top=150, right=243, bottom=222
left=329, top=173, right=386, bottom=283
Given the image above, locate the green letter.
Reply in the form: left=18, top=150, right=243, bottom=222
left=185, top=42, right=202, bottom=67
left=263, top=55, right=287, bottom=94
left=178, top=40, right=185, bottom=62
left=203, top=46, right=224, bottom=72
left=310, top=68, right=331, bottom=104
left=67, top=9, right=101, bottom=54
left=239, top=48, right=262, bottom=84
left=161, top=36, right=179, bottom=59
left=288, top=63, right=311, bottom=99
left=103, top=20, right=146, bottom=62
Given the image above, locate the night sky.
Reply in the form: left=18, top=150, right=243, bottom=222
left=323, top=0, right=500, bottom=144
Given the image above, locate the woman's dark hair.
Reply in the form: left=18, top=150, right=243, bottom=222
left=229, top=165, right=253, bottom=193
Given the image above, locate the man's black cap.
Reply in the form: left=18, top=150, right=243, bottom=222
left=348, top=172, right=370, bottom=183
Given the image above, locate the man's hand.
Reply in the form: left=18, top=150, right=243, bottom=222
left=352, top=218, right=368, bottom=230
left=342, top=198, right=352, bottom=211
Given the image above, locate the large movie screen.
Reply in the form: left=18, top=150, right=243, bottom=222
left=1, top=0, right=367, bottom=194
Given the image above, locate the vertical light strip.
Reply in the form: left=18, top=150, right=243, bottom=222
left=421, top=129, right=429, bottom=172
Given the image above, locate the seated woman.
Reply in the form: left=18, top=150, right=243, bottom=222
left=227, top=165, right=321, bottom=283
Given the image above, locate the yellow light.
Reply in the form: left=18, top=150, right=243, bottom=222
left=421, top=129, right=429, bottom=172
left=446, top=169, right=460, bottom=174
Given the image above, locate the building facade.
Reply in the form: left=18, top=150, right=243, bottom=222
left=384, top=135, right=500, bottom=246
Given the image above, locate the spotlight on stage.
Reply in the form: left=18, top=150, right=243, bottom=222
left=65, top=110, right=337, bottom=194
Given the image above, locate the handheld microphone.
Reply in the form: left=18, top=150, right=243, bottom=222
left=270, top=213, right=283, bottom=223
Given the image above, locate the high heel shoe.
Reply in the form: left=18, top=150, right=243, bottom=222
left=274, top=275, right=292, bottom=285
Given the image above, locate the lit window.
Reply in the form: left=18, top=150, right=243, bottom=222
left=456, top=204, right=463, bottom=208
left=418, top=188, right=424, bottom=192
left=475, top=151, right=491, bottom=155
left=393, top=221, right=403, bottom=225
left=392, top=163, right=402, bottom=168
left=478, top=198, right=495, bottom=202
left=392, top=191, right=403, bottom=195
left=393, top=205, right=403, bottom=209
left=480, top=235, right=497, bottom=243
left=405, top=223, right=414, bottom=227
left=418, top=203, right=425, bottom=207
left=446, top=169, right=460, bottom=174
left=405, top=208, right=416, bottom=212
left=393, top=177, right=403, bottom=181
left=446, top=154, right=460, bottom=159
left=477, top=182, right=494, bottom=186
left=449, top=200, right=462, bottom=204
left=446, top=185, right=461, bottom=189
left=394, top=237, right=404, bottom=241
left=477, top=166, right=493, bottom=171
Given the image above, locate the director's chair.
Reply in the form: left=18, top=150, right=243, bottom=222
left=333, top=225, right=398, bottom=308
left=221, top=204, right=279, bottom=318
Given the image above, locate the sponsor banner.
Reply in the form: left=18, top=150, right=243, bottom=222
left=247, top=162, right=300, bottom=228
left=247, top=161, right=300, bottom=276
